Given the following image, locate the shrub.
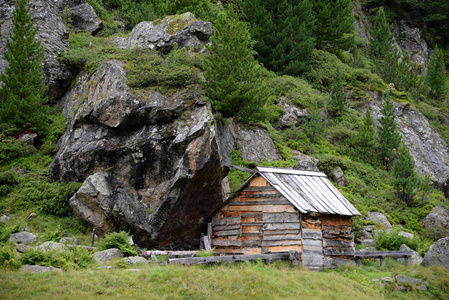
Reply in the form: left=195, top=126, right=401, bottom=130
left=97, top=231, right=137, bottom=256
left=20, top=246, right=94, bottom=270
left=0, top=242, right=21, bottom=269
left=373, top=230, right=423, bottom=253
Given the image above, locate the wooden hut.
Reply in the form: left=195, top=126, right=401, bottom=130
left=210, top=166, right=361, bottom=270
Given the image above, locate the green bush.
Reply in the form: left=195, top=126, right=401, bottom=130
left=97, top=231, right=137, bottom=256
left=373, top=230, right=426, bottom=254
left=20, top=246, right=95, bottom=270
left=0, top=242, right=21, bottom=269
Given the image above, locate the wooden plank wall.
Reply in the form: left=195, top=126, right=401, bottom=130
left=212, top=176, right=302, bottom=255
left=321, top=215, right=355, bottom=259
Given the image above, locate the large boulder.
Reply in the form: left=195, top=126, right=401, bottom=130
left=399, top=244, right=423, bottom=265
left=9, top=232, right=37, bottom=245
left=421, top=206, right=449, bottom=230
left=94, top=248, right=123, bottom=264
left=127, top=12, right=213, bottom=53
left=421, top=237, right=449, bottom=268
left=68, top=3, right=103, bottom=34
left=370, top=101, right=449, bottom=196
left=292, top=150, right=319, bottom=171
left=0, top=0, right=72, bottom=100
left=50, top=59, right=230, bottom=249
left=366, top=211, right=392, bottom=231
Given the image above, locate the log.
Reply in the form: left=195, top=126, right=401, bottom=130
left=213, top=239, right=242, bottom=247
left=302, top=239, right=322, bottom=247
left=212, top=217, right=240, bottom=226
left=262, top=240, right=301, bottom=247
left=263, top=212, right=300, bottom=223
left=263, top=223, right=300, bottom=230
left=262, top=234, right=300, bottom=241
left=263, top=229, right=300, bottom=235
left=216, top=229, right=241, bottom=237
left=323, top=239, right=354, bottom=247
left=302, top=230, right=322, bottom=240
left=228, top=200, right=292, bottom=206
left=202, top=236, right=212, bottom=252
left=213, top=224, right=241, bottom=231
left=168, top=253, right=291, bottom=265
left=324, top=247, right=355, bottom=256
left=141, top=251, right=198, bottom=257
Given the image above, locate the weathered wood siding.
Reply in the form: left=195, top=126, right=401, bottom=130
left=321, top=215, right=354, bottom=258
left=212, top=176, right=301, bottom=255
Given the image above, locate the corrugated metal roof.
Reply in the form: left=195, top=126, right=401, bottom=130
left=256, top=167, right=360, bottom=216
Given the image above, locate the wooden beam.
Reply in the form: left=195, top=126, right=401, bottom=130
left=141, top=251, right=198, bottom=257
left=168, top=253, right=291, bottom=265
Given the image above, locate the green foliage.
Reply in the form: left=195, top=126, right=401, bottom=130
left=369, top=7, right=395, bottom=58
left=20, top=246, right=95, bottom=270
left=302, top=107, right=326, bottom=144
left=328, top=70, right=348, bottom=117
left=391, top=144, right=418, bottom=206
left=204, top=9, right=267, bottom=123
left=0, top=0, right=48, bottom=135
left=97, top=231, right=137, bottom=256
left=373, top=230, right=428, bottom=255
left=125, top=47, right=202, bottom=88
left=196, top=247, right=215, bottom=257
left=242, top=0, right=316, bottom=76
left=312, top=0, right=355, bottom=52
left=377, top=93, right=402, bottom=165
left=86, top=0, right=120, bottom=35
left=426, top=46, right=447, bottom=100
left=351, top=106, right=378, bottom=164
left=0, top=242, right=21, bottom=269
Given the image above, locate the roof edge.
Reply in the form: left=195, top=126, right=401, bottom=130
left=256, top=166, right=327, bottom=177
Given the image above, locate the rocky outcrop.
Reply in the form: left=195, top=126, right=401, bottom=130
left=127, top=12, right=213, bottom=54
left=0, top=0, right=72, bottom=101
left=51, top=59, right=229, bottom=249
left=394, top=20, right=429, bottom=72
left=68, top=3, right=103, bottom=34
left=292, top=150, right=319, bottom=171
left=422, top=237, right=449, bottom=268
left=370, top=101, right=449, bottom=195
left=94, top=248, right=123, bottom=264
left=232, top=123, right=282, bottom=163
left=332, top=167, right=346, bottom=187
left=277, top=97, right=307, bottom=128
left=352, top=0, right=370, bottom=40
left=421, top=206, right=449, bottom=231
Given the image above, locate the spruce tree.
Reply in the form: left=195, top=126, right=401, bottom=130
left=353, top=106, right=377, bottom=164
left=242, top=0, right=315, bottom=76
left=312, top=0, right=355, bottom=52
left=369, top=7, right=395, bottom=58
left=426, top=46, right=447, bottom=100
left=378, top=93, right=402, bottom=167
left=391, top=143, right=417, bottom=206
left=0, top=0, right=47, bottom=134
left=203, top=9, right=265, bottom=122
left=328, top=70, right=348, bottom=117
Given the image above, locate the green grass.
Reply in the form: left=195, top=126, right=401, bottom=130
left=1, top=261, right=448, bottom=299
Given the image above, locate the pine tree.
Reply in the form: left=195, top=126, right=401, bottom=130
left=353, top=106, right=377, bottom=164
left=312, top=0, right=355, bottom=52
left=426, top=46, right=447, bottom=100
left=328, top=70, right=348, bottom=117
left=0, top=0, right=47, bottom=134
left=242, top=0, right=315, bottom=76
left=203, top=9, right=266, bottom=122
left=378, top=93, right=402, bottom=167
left=391, top=143, right=417, bottom=206
left=369, top=7, right=395, bottom=58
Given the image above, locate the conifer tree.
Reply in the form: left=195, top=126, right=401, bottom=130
left=328, top=70, right=348, bottom=117
left=353, top=106, right=377, bottom=163
left=241, top=0, right=315, bottom=76
left=312, top=0, right=355, bottom=52
left=391, top=143, right=417, bottom=206
left=369, top=7, right=395, bottom=58
left=378, top=93, right=402, bottom=167
left=426, top=46, right=447, bottom=100
left=203, top=9, right=266, bottom=122
left=0, top=0, right=47, bottom=134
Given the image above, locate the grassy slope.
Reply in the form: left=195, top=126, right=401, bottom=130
left=1, top=261, right=448, bottom=300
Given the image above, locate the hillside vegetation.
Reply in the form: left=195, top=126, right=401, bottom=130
left=0, top=0, right=449, bottom=298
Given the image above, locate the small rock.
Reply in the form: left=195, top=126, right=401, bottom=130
left=20, top=264, right=62, bottom=273
left=97, top=266, right=112, bottom=269
left=9, top=232, right=37, bottom=245
left=361, top=239, right=376, bottom=247
left=26, top=212, right=37, bottom=220
left=19, top=133, right=37, bottom=146
left=418, top=285, right=428, bottom=291
left=16, top=244, right=33, bottom=253
left=150, top=255, right=158, bottom=262
left=39, top=241, right=66, bottom=251
left=59, top=237, right=80, bottom=245
left=94, top=248, right=124, bottom=264
left=395, top=275, right=422, bottom=286
left=379, top=277, right=394, bottom=282
left=1, top=215, right=9, bottom=222
left=124, top=256, right=148, bottom=265
left=398, top=231, right=414, bottom=239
